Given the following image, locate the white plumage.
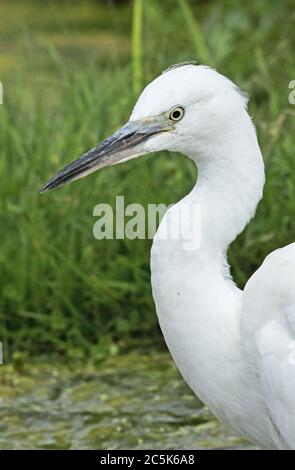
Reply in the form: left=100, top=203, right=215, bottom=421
left=43, top=64, right=295, bottom=449
left=132, top=65, right=295, bottom=449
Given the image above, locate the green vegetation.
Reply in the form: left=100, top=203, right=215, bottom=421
left=0, top=0, right=294, bottom=360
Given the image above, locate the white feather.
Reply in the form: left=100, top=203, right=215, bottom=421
left=128, top=65, right=295, bottom=449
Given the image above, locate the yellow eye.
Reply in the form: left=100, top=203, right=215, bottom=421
left=168, top=106, right=185, bottom=122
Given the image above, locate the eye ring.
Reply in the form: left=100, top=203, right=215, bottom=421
left=168, top=105, right=185, bottom=122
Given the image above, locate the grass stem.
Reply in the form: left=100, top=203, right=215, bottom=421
left=132, top=0, right=144, bottom=94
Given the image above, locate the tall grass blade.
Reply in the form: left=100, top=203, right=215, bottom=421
left=132, top=0, right=144, bottom=94
left=177, top=0, right=211, bottom=64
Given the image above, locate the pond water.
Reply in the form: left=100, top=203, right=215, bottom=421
left=0, top=352, right=256, bottom=450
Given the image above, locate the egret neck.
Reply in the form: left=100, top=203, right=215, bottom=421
left=150, top=105, right=265, bottom=438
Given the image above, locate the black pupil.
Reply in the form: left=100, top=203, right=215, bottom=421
left=172, top=109, right=181, bottom=119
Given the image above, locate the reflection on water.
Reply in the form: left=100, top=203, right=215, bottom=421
left=0, top=352, right=256, bottom=449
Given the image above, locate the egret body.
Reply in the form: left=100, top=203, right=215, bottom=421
left=41, top=64, right=295, bottom=449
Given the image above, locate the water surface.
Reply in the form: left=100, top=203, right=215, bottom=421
left=0, top=352, right=256, bottom=449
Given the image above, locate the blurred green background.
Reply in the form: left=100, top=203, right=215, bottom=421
left=0, top=0, right=294, bottom=361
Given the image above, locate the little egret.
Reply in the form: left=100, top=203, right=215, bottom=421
left=41, top=64, right=295, bottom=449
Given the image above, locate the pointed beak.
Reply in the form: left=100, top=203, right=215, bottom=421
left=40, top=116, right=172, bottom=193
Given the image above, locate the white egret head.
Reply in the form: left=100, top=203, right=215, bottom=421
left=41, top=64, right=248, bottom=192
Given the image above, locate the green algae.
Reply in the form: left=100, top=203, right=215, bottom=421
left=0, top=352, right=256, bottom=449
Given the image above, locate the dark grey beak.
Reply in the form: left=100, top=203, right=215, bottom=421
left=40, top=117, right=172, bottom=193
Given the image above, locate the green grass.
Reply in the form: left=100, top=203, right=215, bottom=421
left=0, top=0, right=294, bottom=359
